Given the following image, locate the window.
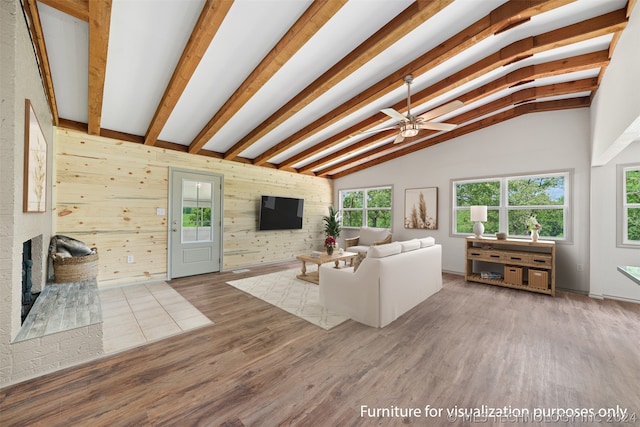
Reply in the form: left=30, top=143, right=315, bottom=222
left=452, top=171, right=570, bottom=240
left=340, top=186, right=392, bottom=228
left=621, top=164, right=640, bottom=246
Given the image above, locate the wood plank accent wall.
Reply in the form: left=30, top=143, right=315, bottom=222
left=54, top=128, right=333, bottom=287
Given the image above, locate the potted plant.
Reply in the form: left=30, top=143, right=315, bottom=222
left=324, top=236, right=336, bottom=255
left=323, top=206, right=341, bottom=239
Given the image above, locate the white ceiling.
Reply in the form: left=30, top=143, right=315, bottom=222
left=34, top=0, right=631, bottom=178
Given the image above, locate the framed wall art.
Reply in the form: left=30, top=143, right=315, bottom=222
left=23, top=99, right=47, bottom=213
left=404, top=187, right=438, bottom=229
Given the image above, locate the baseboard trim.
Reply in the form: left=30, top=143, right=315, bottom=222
left=222, top=258, right=297, bottom=273
left=600, top=293, right=640, bottom=304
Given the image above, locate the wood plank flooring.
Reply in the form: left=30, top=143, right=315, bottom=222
left=1, top=261, right=639, bottom=426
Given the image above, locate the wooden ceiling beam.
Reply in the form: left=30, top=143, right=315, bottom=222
left=328, top=109, right=525, bottom=179
left=305, top=78, right=597, bottom=176
left=187, top=0, right=348, bottom=155
left=144, top=0, right=233, bottom=146
left=87, top=0, right=111, bottom=136
left=23, top=0, right=59, bottom=125
left=38, top=0, right=89, bottom=21
left=316, top=83, right=595, bottom=178
left=295, top=10, right=626, bottom=170
left=221, top=0, right=454, bottom=161
left=292, top=50, right=609, bottom=173
left=252, top=0, right=575, bottom=166
left=327, top=97, right=590, bottom=179
left=379, top=9, right=626, bottom=126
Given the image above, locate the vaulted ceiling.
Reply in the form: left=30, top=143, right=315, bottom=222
left=24, top=0, right=635, bottom=179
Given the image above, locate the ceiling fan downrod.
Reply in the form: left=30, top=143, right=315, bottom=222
left=404, top=74, right=414, bottom=118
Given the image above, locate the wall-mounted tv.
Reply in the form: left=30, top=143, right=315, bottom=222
left=258, top=196, right=304, bottom=231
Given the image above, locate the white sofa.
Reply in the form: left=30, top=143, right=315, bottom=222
left=344, top=227, right=392, bottom=253
left=319, top=238, right=442, bottom=328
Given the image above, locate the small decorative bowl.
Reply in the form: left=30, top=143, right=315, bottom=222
left=496, top=232, right=507, bottom=240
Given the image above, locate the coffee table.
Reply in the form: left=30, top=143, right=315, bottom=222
left=295, top=251, right=358, bottom=285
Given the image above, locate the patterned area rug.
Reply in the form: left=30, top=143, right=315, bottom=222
left=226, top=269, right=349, bottom=330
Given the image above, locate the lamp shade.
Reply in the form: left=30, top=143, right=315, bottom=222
left=470, top=205, right=487, bottom=222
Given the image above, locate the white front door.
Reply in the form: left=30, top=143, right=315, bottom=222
left=169, top=169, right=222, bottom=278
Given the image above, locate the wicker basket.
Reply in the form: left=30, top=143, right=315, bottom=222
left=52, top=249, right=99, bottom=283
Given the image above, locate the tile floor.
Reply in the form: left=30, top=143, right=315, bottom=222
left=99, top=282, right=212, bottom=354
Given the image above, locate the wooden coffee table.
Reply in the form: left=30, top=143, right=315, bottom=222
left=295, top=251, right=358, bottom=285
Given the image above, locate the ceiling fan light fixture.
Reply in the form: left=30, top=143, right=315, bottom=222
left=401, top=128, right=419, bottom=138
left=401, top=122, right=419, bottom=138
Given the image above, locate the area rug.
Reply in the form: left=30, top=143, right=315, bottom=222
left=226, top=269, right=349, bottom=330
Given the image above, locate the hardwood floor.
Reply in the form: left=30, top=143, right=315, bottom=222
left=1, top=261, right=639, bottom=426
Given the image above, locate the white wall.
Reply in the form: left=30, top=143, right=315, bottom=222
left=591, top=5, right=640, bottom=166
left=589, top=142, right=640, bottom=302
left=335, top=109, right=592, bottom=293
left=590, top=5, right=640, bottom=301
left=589, top=5, right=640, bottom=302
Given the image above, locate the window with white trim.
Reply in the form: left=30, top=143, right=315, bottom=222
left=339, top=186, right=392, bottom=229
left=621, top=164, right=640, bottom=246
left=452, top=171, right=570, bottom=240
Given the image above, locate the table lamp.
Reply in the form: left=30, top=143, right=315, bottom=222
left=470, top=205, right=487, bottom=238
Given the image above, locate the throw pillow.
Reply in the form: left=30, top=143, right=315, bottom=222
left=373, top=233, right=393, bottom=246
left=57, top=237, right=94, bottom=257
left=353, top=252, right=366, bottom=272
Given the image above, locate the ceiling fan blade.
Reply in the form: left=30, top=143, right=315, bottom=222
left=360, top=126, right=398, bottom=135
left=418, top=100, right=464, bottom=122
left=393, top=133, right=405, bottom=144
left=381, top=108, right=408, bottom=122
left=418, top=122, right=457, bottom=131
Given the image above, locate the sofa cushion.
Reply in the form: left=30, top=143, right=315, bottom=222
left=400, top=239, right=421, bottom=252
left=418, top=237, right=436, bottom=248
left=367, top=242, right=401, bottom=258
left=358, top=227, right=391, bottom=246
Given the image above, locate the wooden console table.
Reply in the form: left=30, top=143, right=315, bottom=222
left=465, top=236, right=556, bottom=296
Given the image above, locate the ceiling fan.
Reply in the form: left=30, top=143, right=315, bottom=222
left=368, top=74, right=464, bottom=144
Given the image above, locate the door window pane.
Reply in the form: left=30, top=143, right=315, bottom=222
left=182, top=180, right=213, bottom=243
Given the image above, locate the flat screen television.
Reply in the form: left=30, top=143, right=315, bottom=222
left=258, top=196, right=304, bottom=230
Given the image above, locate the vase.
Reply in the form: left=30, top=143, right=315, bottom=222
left=531, top=229, right=539, bottom=242
left=326, top=246, right=334, bottom=255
